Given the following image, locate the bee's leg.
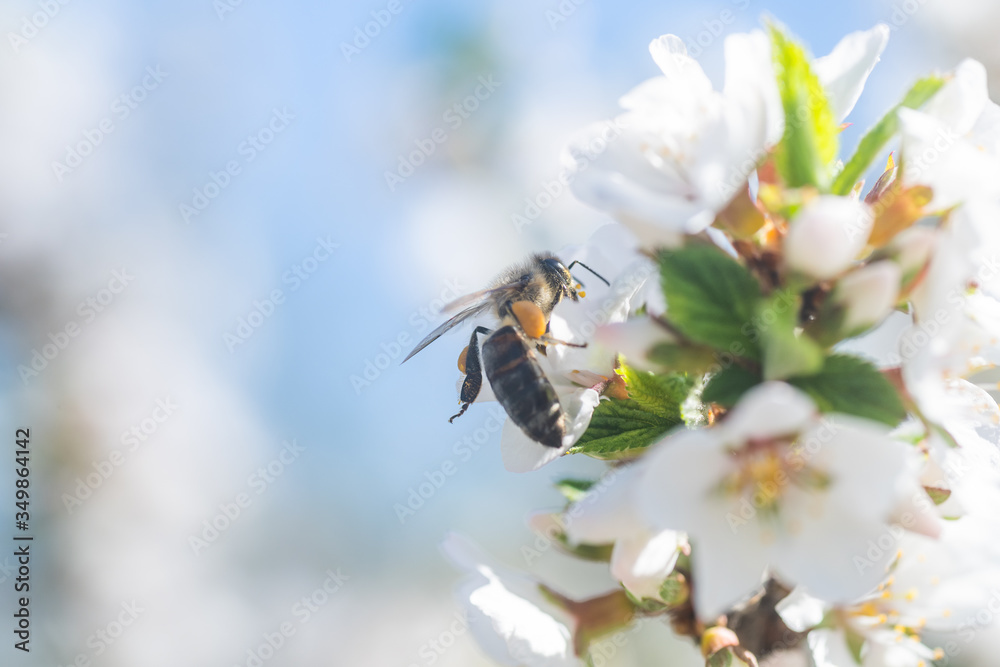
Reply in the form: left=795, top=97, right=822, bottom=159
left=538, top=334, right=587, bottom=349
left=450, top=326, right=492, bottom=423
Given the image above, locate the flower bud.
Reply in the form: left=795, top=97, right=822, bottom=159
left=784, top=195, right=873, bottom=280
left=887, top=226, right=935, bottom=284
left=833, top=260, right=901, bottom=333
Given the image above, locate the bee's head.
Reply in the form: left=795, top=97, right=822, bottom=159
left=541, top=258, right=582, bottom=301
left=542, top=257, right=609, bottom=301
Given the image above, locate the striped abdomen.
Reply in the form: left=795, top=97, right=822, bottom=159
left=482, top=326, right=565, bottom=448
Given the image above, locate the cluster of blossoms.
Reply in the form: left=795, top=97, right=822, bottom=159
left=443, top=19, right=1000, bottom=667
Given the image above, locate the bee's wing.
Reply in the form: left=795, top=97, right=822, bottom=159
left=442, top=279, right=529, bottom=313
left=401, top=301, right=492, bottom=364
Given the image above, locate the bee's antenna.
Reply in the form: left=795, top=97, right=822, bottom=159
left=566, top=260, right=610, bottom=287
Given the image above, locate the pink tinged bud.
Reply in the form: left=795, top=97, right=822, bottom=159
left=888, top=226, right=936, bottom=283
left=834, top=261, right=902, bottom=333
left=784, top=196, right=874, bottom=280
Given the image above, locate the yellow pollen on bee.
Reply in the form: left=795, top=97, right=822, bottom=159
left=457, top=346, right=469, bottom=374
left=578, top=290, right=586, bottom=298
left=511, top=300, right=547, bottom=339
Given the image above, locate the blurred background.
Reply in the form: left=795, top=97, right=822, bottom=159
left=0, top=0, right=995, bottom=665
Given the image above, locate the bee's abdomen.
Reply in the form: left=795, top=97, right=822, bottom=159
left=483, top=326, right=565, bottom=448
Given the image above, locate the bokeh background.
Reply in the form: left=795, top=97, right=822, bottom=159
left=0, top=0, right=996, bottom=665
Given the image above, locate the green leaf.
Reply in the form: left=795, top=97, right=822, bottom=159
left=788, top=354, right=907, bottom=426
left=646, top=342, right=720, bottom=374
left=844, top=626, right=866, bottom=664
left=658, top=245, right=763, bottom=361
left=619, top=365, right=694, bottom=422
left=757, top=290, right=824, bottom=380
left=925, top=486, right=952, bottom=506
left=769, top=22, right=839, bottom=189
left=569, top=398, right=680, bottom=459
left=554, top=478, right=595, bottom=503
left=702, top=365, right=761, bottom=408
left=554, top=532, right=614, bottom=562
left=831, top=76, right=948, bottom=196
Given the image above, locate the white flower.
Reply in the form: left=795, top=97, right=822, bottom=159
left=564, top=24, right=889, bottom=247
left=636, top=382, right=921, bottom=619
left=561, top=465, right=682, bottom=602
left=783, top=195, right=873, bottom=281
left=898, top=58, right=1000, bottom=210
left=564, top=30, right=782, bottom=246
left=833, top=261, right=901, bottom=334
left=442, top=533, right=582, bottom=667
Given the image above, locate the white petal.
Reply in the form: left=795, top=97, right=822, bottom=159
left=784, top=195, right=873, bottom=280
left=647, top=35, right=713, bottom=98
left=720, top=382, right=817, bottom=442
left=723, top=30, right=783, bottom=145
left=814, top=24, right=890, bottom=122
left=775, top=587, right=828, bottom=632
left=609, top=529, right=681, bottom=601
left=443, top=534, right=581, bottom=667
left=564, top=464, right=647, bottom=544
left=921, top=58, right=989, bottom=135
left=834, top=260, right=902, bottom=333
left=500, top=388, right=600, bottom=473
left=592, top=318, right=674, bottom=372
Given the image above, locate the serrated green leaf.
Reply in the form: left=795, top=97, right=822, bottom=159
left=554, top=478, right=595, bottom=503
left=831, top=75, right=948, bottom=196
left=658, top=246, right=763, bottom=361
left=569, top=398, right=679, bottom=459
left=757, top=290, right=824, bottom=380
left=619, top=365, right=694, bottom=422
left=788, top=354, right=907, bottom=426
left=702, top=365, right=762, bottom=407
left=769, top=22, right=839, bottom=189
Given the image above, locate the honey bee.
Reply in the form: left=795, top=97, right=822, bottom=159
left=402, top=254, right=608, bottom=448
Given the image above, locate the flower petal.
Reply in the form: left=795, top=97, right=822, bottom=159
left=814, top=24, right=890, bottom=122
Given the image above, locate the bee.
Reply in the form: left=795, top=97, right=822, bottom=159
left=402, top=254, right=609, bottom=448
